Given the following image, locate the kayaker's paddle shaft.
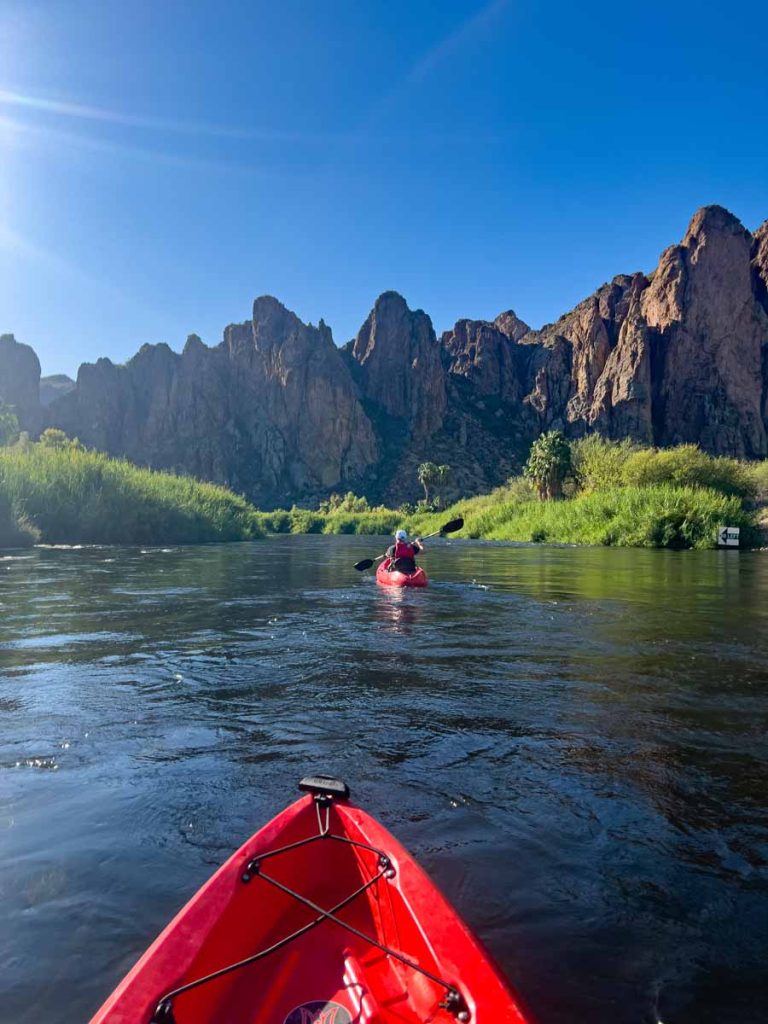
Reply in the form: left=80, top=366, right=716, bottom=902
left=90, top=775, right=531, bottom=1024
left=353, top=516, right=464, bottom=572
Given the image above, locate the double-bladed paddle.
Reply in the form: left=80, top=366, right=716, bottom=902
left=353, top=516, right=464, bottom=572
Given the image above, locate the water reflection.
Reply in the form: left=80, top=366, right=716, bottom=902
left=0, top=537, right=767, bottom=1024
left=373, top=588, right=423, bottom=635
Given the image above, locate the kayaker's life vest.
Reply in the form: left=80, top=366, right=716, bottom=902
left=394, top=541, right=417, bottom=561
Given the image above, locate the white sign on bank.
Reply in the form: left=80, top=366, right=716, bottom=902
left=717, top=526, right=740, bottom=547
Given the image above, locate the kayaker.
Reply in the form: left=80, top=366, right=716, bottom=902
left=386, top=529, right=424, bottom=573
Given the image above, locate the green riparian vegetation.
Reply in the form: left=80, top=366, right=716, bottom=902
left=0, top=421, right=765, bottom=550
left=258, top=435, right=766, bottom=550
left=0, top=429, right=264, bottom=546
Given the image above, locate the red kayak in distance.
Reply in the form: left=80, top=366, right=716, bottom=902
left=376, top=558, right=429, bottom=588
left=89, top=777, right=531, bottom=1024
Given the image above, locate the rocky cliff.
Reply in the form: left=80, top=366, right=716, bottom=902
left=43, top=297, right=379, bottom=503
left=1, top=205, right=766, bottom=505
left=0, top=334, right=42, bottom=435
left=347, top=291, right=447, bottom=440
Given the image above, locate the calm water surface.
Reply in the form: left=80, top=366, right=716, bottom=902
left=1, top=537, right=767, bottom=1024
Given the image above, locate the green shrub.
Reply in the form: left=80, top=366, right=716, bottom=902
left=571, top=435, right=638, bottom=492
left=474, top=485, right=753, bottom=549
left=322, top=515, right=358, bottom=535
left=251, top=510, right=291, bottom=533
left=621, top=445, right=755, bottom=498
left=288, top=508, right=324, bottom=534
left=39, top=427, right=84, bottom=451
left=504, top=476, right=536, bottom=501
left=318, top=491, right=372, bottom=514
left=407, top=480, right=755, bottom=549
left=320, top=510, right=399, bottom=535
left=747, top=460, right=768, bottom=501
left=0, top=443, right=264, bottom=545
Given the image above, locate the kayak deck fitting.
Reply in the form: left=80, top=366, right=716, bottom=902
left=90, top=777, right=530, bottom=1024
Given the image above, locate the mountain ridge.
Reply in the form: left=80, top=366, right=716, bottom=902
left=2, top=204, right=767, bottom=506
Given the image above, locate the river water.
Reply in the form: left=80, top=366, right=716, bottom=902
left=1, top=536, right=767, bottom=1024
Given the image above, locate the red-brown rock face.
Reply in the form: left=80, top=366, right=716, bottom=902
left=645, top=206, right=767, bottom=456
left=522, top=274, right=648, bottom=434
left=752, top=221, right=768, bottom=426
left=349, top=291, right=447, bottom=440
left=48, top=298, right=378, bottom=504
left=512, top=208, right=768, bottom=457
left=753, top=220, right=768, bottom=312
left=493, top=310, right=531, bottom=342
left=442, top=318, right=526, bottom=402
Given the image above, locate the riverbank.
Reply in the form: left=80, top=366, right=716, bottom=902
left=409, top=483, right=757, bottom=549
left=255, top=442, right=768, bottom=550
left=0, top=442, right=264, bottom=545
left=1, top=436, right=765, bottom=550
left=253, top=484, right=756, bottom=549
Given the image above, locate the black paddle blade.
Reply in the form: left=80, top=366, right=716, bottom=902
left=353, top=558, right=375, bottom=571
left=440, top=517, right=464, bottom=534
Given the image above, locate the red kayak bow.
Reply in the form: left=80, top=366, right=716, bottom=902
left=89, top=778, right=531, bottom=1024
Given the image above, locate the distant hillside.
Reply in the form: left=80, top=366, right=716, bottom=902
left=1, top=205, right=767, bottom=507
left=39, top=374, right=75, bottom=407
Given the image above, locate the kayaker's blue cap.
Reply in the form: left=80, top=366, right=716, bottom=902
left=395, top=529, right=408, bottom=541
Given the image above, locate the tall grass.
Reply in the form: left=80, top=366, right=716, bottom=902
left=253, top=507, right=400, bottom=536
left=409, top=484, right=754, bottom=549
left=572, top=437, right=756, bottom=498
left=400, top=440, right=765, bottom=549
left=0, top=444, right=264, bottom=545
left=0, top=490, right=38, bottom=548
left=253, top=478, right=755, bottom=550
left=748, top=459, right=768, bottom=502
left=5, top=436, right=760, bottom=550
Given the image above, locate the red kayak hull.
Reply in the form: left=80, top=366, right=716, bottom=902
left=89, top=785, right=531, bottom=1024
left=376, top=558, right=428, bottom=588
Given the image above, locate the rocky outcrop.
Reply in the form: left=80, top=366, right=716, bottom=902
left=510, top=207, right=768, bottom=458
left=752, top=222, right=768, bottom=428
left=442, top=318, right=526, bottom=402
left=39, top=374, right=75, bottom=407
left=0, top=334, right=41, bottom=434
left=348, top=291, right=447, bottom=440
left=520, top=273, right=649, bottom=435
left=588, top=297, right=654, bottom=442
left=493, top=310, right=531, bottom=342
left=48, top=298, right=378, bottom=505
left=2, top=204, right=766, bottom=505
left=223, top=297, right=379, bottom=495
left=646, top=206, right=767, bottom=457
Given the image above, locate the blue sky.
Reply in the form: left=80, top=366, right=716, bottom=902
left=1, top=0, right=766, bottom=376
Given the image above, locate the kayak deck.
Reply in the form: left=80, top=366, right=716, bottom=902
left=90, top=779, right=528, bottom=1024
